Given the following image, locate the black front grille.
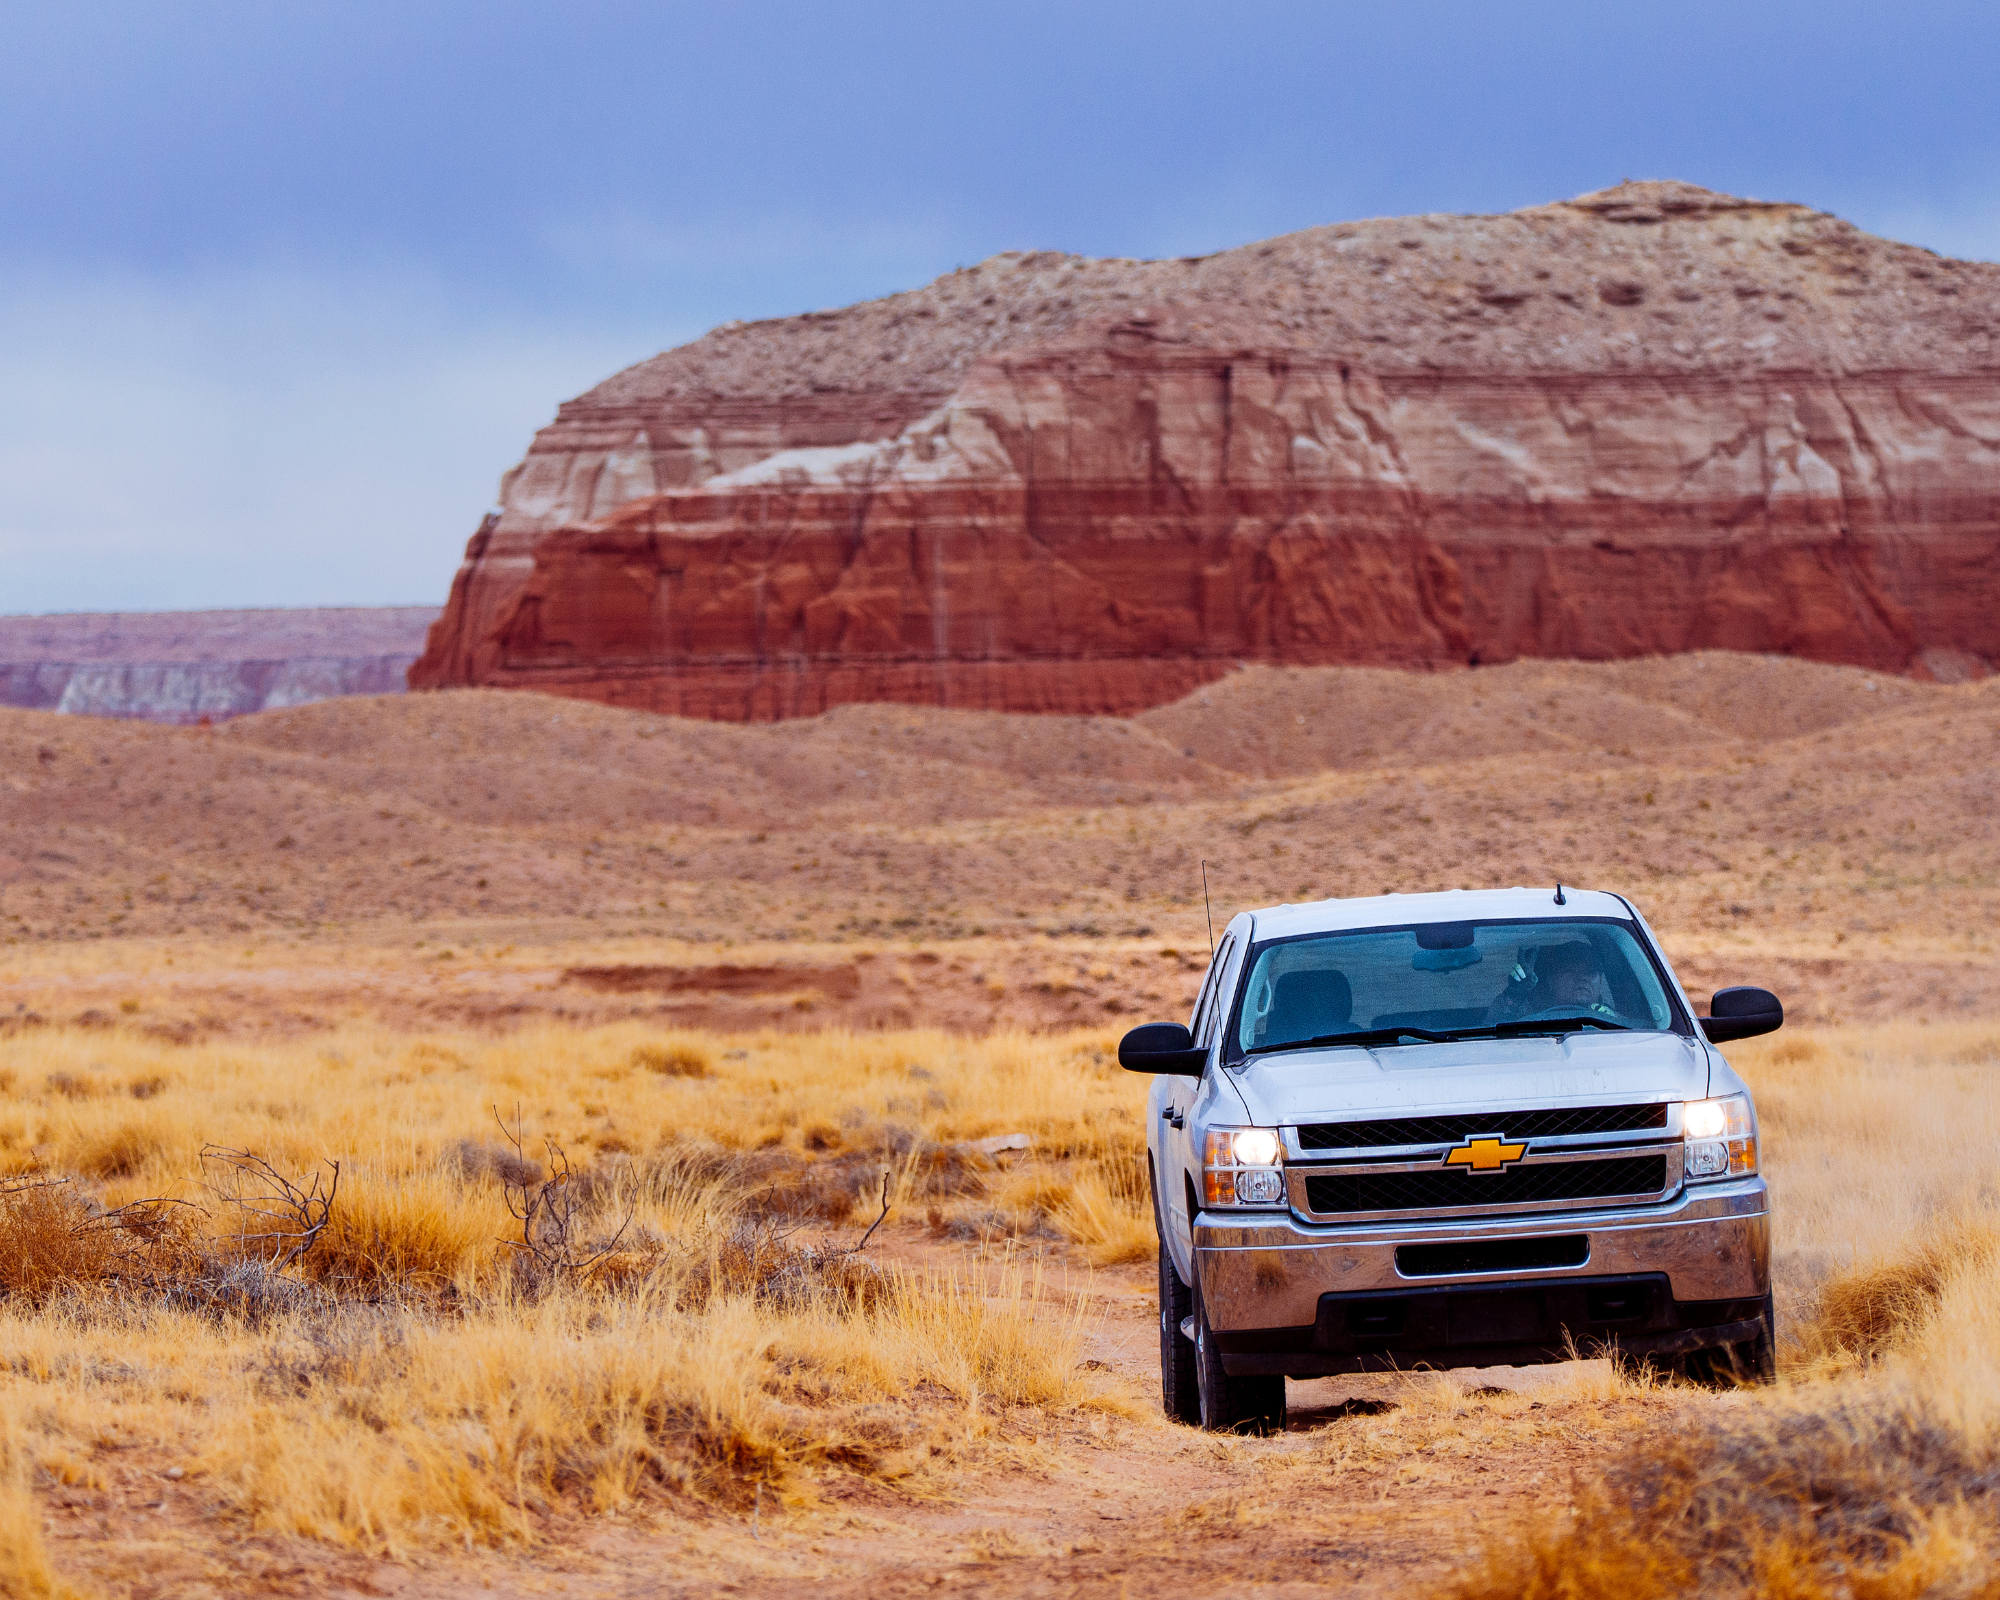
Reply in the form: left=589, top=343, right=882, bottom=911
left=1302, top=1154, right=1669, bottom=1215
left=1297, top=1102, right=1669, bottom=1151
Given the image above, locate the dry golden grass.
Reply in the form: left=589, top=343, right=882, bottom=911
left=0, top=1408, right=83, bottom=1600
left=1728, top=1020, right=2000, bottom=1344
left=0, top=1019, right=1137, bottom=1562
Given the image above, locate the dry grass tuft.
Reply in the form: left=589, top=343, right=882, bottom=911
left=1793, top=1218, right=2000, bottom=1366
left=0, top=1411, right=85, bottom=1600
left=1448, top=1392, right=2000, bottom=1600
left=0, top=1182, right=117, bottom=1303
left=630, top=1041, right=711, bottom=1078
left=306, top=1169, right=504, bottom=1293
left=1442, top=1489, right=1695, bottom=1600
left=68, top=1117, right=166, bottom=1179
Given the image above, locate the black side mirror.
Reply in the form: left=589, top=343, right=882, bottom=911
left=1118, top=1022, right=1208, bottom=1076
left=1699, top=986, right=1784, bottom=1044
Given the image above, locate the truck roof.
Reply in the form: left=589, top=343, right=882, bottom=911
left=1243, top=886, right=1634, bottom=942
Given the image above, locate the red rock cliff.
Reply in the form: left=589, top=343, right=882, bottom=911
left=412, top=183, right=2000, bottom=715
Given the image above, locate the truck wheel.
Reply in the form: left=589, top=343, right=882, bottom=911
left=1684, top=1293, right=1777, bottom=1388
left=1193, top=1282, right=1286, bottom=1435
left=1157, top=1232, right=1200, bottom=1422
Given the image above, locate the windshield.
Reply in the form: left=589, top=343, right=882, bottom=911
left=1229, top=917, right=1684, bottom=1057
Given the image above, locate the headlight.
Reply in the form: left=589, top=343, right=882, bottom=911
left=1684, top=1093, right=1756, bottom=1180
left=1202, top=1127, right=1286, bottom=1207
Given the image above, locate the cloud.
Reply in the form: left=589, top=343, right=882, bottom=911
left=0, top=264, right=661, bottom=613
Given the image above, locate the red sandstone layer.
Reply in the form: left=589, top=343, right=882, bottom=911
left=413, top=184, right=2000, bottom=716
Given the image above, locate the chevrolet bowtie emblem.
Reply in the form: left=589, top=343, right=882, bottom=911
left=1444, top=1136, right=1528, bottom=1173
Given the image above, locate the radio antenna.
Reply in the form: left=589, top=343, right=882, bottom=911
left=1201, top=859, right=1215, bottom=955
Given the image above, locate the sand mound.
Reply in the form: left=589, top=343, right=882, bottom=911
left=1137, top=653, right=1948, bottom=777
left=4, top=653, right=1996, bottom=1034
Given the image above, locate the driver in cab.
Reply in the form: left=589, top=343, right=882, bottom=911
left=1489, top=942, right=1616, bottom=1024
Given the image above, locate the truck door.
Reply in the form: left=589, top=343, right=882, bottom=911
left=1164, top=931, right=1237, bottom=1270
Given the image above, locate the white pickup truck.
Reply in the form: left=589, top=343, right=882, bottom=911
left=1120, top=886, right=1779, bottom=1433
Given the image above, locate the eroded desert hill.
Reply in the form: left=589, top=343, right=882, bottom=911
left=1, top=607, right=438, bottom=722
left=413, top=182, right=2000, bottom=718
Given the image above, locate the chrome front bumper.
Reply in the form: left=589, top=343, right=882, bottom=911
left=1194, top=1177, right=1768, bottom=1333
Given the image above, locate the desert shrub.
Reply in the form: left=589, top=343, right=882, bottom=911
left=204, top=1296, right=818, bottom=1543
left=679, top=1221, right=891, bottom=1312
left=1051, top=1171, right=1153, bottom=1266
left=740, top=1149, right=884, bottom=1223
left=195, top=1255, right=1086, bottom=1549
left=871, top=1260, right=1085, bottom=1408
left=631, top=1041, right=711, bottom=1078
left=619, top=1143, right=747, bottom=1239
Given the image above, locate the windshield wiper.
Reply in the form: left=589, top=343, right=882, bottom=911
left=1254, top=1025, right=1457, bottom=1055
left=1488, top=1016, right=1632, bottom=1036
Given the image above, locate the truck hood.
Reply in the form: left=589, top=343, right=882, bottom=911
left=1225, top=1030, right=1710, bottom=1129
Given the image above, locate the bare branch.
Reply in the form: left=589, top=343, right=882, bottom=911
left=201, top=1145, right=340, bottom=1274
left=488, top=1107, right=634, bottom=1286
left=854, top=1168, right=892, bottom=1251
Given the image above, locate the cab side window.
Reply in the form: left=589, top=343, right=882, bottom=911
left=1193, top=935, right=1237, bottom=1048
left=1187, top=943, right=1224, bottom=1034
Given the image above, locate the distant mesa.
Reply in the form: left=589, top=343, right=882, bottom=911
left=411, top=179, right=2000, bottom=720
left=0, top=608, right=438, bottom=724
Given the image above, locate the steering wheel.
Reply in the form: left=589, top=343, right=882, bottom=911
left=1508, top=1003, right=1619, bottom=1025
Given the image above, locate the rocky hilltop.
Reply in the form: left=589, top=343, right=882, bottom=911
left=2, top=607, right=438, bottom=723
left=412, top=182, right=2000, bottom=717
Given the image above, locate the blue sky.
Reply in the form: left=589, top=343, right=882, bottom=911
left=4, top=0, right=1997, bottom=614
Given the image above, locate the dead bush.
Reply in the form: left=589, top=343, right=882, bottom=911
left=682, top=1221, right=892, bottom=1313
left=164, top=1256, right=324, bottom=1326
left=202, top=1146, right=339, bottom=1273
left=0, top=1180, right=209, bottom=1306
left=493, top=1115, right=632, bottom=1290
left=740, top=1150, right=883, bottom=1222
left=1445, top=1492, right=1695, bottom=1600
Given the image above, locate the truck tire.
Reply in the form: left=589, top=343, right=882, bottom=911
left=1683, top=1293, right=1777, bottom=1388
left=1193, top=1282, right=1286, bottom=1434
left=1617, top=1294, right=1777, bottom=1388
left=1157, top=1231, right=1200, bottom=1423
